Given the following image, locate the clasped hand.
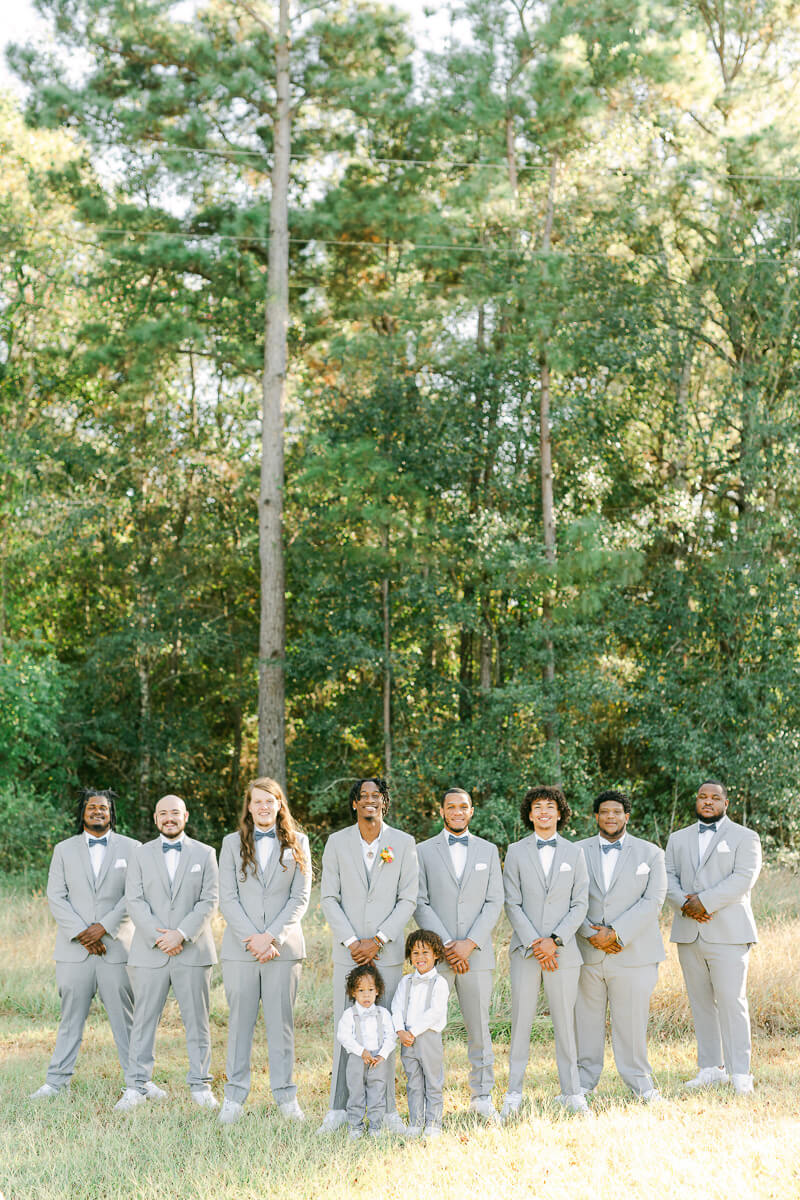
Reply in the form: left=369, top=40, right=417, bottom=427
left=361, top=1050, right=385, bottom=1068
left=588, top=924, right=622, bottom=953
left=531, top=936, right=559, bottom=971
left=682, top=893, right=712, bottom=922
left=155, top=928, right=185, bottom=955
left=444, top=938, right=476, bottom=974
left=77, top=923, right=107, bottom=955
left=245, top=931, right=280, bottom=963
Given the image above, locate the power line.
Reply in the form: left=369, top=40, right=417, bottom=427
left=3, top=223, right=797, bottom=266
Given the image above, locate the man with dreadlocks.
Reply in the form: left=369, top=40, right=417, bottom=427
left=31, top=790, right=163, bottom=1100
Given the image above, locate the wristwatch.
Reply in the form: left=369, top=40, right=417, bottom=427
left=550, top=933, right=564, bottom=947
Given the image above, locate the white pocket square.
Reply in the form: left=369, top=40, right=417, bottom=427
left=190, top=863, right=202, bottom=873
left=636, top=862, right=650, bottom=875
left=114, top=858, right=127, bottom=869
left=559, top=862, right=572, bottom=873
left=717, top=840, right=730, bottom=853
left=475, top=862, right=488, bottom=871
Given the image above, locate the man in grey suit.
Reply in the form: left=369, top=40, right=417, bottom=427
left=114, top=793, right=219, bottom=1112
left=415, top=786, right=503, bottom=1120
left=31, top=790, right=161, bottom=1100
left=575, top=789, right=667, bottom=1102
left=666, top=779, right=762, bottom=1095
left=318, top=776, right=418, bottom=1133
left=502, top=785, right=589, bottom=1118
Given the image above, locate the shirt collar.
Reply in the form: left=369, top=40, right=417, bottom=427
left=598, top=833, right=626, bottom=847
left=359, top=826, right=383, bottom=851
left=84, top=830, right=110, bottom=845
left=413, top=967, right=438, bottom=980
left=160, top=832, right=186, bottom=846
left=442, top=828, right=470, bottom=844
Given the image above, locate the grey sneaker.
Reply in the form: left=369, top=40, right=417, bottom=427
left=316, top=1108, right=348, bottom=1135
left=114, top=1088, right=147, bottom=1113
left=30, top=1084, right=63, bottom=1100
left=218, top=1098, right=244, bottom=1125
left=144, top=1081, right=168, bottom=1101
left=278, top=1098, right=305, bottom=1122
left=190, top=1087, right=219, bottom=1109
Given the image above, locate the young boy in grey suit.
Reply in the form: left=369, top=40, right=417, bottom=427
left=32, top=790, right=154, bottom=1100
left=575, top=789, right=667, bottom=1102
left=391, top=930, right=449, bottom=1139
left=336, top=963, right=396, bottom=1140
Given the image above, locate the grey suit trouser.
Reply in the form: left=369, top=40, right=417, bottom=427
left=330, top=960, right=402, bottom=1112
left=508, top=950, right=581, bottom=1097
left=345, top=1051, right=391, bottom=1132
left=46, top=958, right=134, bottom=1089
left=576, top=958, right=659, bottom=1095
left=677, top=939, right=752, bottom=1075
left=401, top=1030, right=444, bottom=1130
left=126, top=964, right=213, bottom=1093
left=438, top=963, right=494, bottom=1100
left=222, top=958, right=301, bottom=1105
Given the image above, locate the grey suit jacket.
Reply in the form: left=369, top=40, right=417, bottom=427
left=126, top=836, right=219, bottom=967
left=219, top=830, right=311, bottom=962
left=415, top=832, right=503, bottom=970
left=320, top=822, right=418, bottom=967
left=577, top=834, right=666, bottom=967
left=503, top=833, right=589, bottom=968
left=47, top=832, right=141, bottom=963
left=665, top=815, right=761, bottom=945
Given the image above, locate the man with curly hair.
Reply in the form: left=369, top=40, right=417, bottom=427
left=502, top=785, right=589, bottom=1119
left=318, top=776, right=418, bottom=1134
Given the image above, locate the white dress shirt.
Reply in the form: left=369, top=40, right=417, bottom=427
left=599, top=832, right=626, bottom=890
left=697, top=821, right=717, bottom=865
left=391, top=968, right=449, bottom=1038
left=442, top=827, right=469, bottom=880
left=160, top=833, right=186, bottom=883
left=84, top=830, right=108, bottom=878
left=336, top=1002, right=396, bottom=1059
left=255, top=825, right=278, bottom=872
left=537, top=836, right=557, bottom=878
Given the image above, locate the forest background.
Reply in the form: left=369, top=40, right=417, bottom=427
left=2, top=0, right=799, bottom=869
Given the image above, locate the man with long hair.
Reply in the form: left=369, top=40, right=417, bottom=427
left=217, top=777, right=311, bottom=1125
left=318, top=776, right=418, bottom=1134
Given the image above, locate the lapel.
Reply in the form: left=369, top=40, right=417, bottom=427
left=605, top=837, right=634, bottom=894
left=526, top=834, right=547, bottom=890
left=584, top=838, right=603, bottom=894
left=76, top=835, right=95, bottom=891
left=698, top=815, right=728, bottom=870
left=459, top=834, right=480, bottom=892
left=546, top=836, right=566, bottom=894
left=170, top=835, right=191, bottom=896
left=435, top=833, right=460, bottom=888
left=260, top=837, right=283, bottom=891
left=154, top=838, right=174, bottom=896
left=366, top=823, right=391, bottom=897
left=94, top=831, right=116, bottom=891
left=349, top=824, right=370, bottom=891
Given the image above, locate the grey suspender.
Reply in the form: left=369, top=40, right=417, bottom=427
left=353, top=1005, right=386, bottom=1051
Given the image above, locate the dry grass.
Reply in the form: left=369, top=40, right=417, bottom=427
left=1, top=871, right=799, bottom=1200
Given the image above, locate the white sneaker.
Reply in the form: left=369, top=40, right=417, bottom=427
left=405, top=1125, right=423, bottom=1138
left=316, top=1108, right=348, bottom=1135
left=348, top=1127, right=363, bottom=1141
left=731, top=1074, right=754, bottom=1095
left=640, top=1088, right=663, bottom=1104
left=381, top=1111, right=407, bottom=1134
left=218, top=1098, right=244, bottom=1125
left=190, top=1087, right=219, bottom=1109
left=278, top=1098, right=305, bottom=1122
left=557, top=1093, right=592, bottom=1116
left=30, top=1083, right=62, bottom=1100
left=144, top=1081, right=167, bottom=1102
left=424, top=1126, right=442, bottom=1139
left=685, top=1066, right=729, bottom=1089
left=114, top=1088, right=147, bottom=1113
left=469, top=1096, right=500, bottom=1121
left=500, top=1091, right=522, bottom=1121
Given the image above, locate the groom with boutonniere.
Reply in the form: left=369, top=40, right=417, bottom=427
left=318, top=777, right=418, bottom=1134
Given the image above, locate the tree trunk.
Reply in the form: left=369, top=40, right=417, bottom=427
left=382, top=527, right=392, bottom=782
left=258, top=0, right=290, bottom=785
left=540, top=158, right=561, bottom=779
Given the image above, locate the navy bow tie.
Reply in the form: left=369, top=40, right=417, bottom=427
left=255, top=828, right=277, bottom=840
left=448, top=834, right=468, bottom=846
left=698, top=822, right=718, bottom=833
left=162, top=841, right=182, bottom=853
left=537, top=837, right=557, bottom=849
left=601, top=841, right=622, bottom=854
left=87, top=836, right=107, bottom=848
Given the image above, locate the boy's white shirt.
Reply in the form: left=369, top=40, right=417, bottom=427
left=391, top=967, right=449, bottom=1037
left=336, top=1000, right=396, bottom=1060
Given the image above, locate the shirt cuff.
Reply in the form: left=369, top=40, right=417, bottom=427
left=177, top=928, right=188, bottom=942
left=344, top=936, right=357, bottom=947
left=376, top=930, right=388, bottom=944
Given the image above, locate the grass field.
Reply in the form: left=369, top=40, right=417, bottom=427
left=1, top=870, right=800, bottom=1200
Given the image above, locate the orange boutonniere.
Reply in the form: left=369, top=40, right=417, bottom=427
left=380, top=846, right=394, bottom=863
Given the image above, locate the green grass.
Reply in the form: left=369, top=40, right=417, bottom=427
left=2, top=873, right=799, bottom=1199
